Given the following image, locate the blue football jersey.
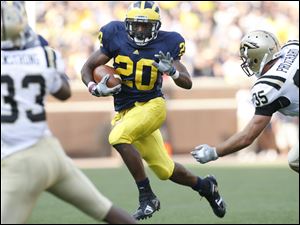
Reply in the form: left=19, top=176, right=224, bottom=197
left=99, top=21, right=186, bottom=111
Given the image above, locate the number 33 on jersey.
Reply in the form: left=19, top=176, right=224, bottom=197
left=1, top=46, right=64, bottom=156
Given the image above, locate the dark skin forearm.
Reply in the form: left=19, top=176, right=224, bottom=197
left=52, top=73, right=71, bottom=101
left=172, top=60, right=192, bottom=89
left=81, top=49, right=110, bottom=86
left=216, top=114, right=272, bottom=157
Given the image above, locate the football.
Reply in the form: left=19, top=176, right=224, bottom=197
left=93, top=65, right=122, bottom=88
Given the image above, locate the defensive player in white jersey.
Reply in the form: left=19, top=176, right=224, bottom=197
left=1, top=2, right=136, bottom=224
left=191, top=30, right=299, bottom=173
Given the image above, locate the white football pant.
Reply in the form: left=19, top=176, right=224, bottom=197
left=1, top=136, right=112, bottom=224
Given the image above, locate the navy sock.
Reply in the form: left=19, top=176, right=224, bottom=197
left=192, top=177, right=210, bottom=194
left=136, top=178, right=153, bottom=195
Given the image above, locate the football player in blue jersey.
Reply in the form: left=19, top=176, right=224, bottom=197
left=81, top=1, right=226, bottom=220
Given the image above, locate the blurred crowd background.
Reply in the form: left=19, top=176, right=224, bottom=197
left=28, top=1, right=299, bottom=82
left=22, top=1, right=299, bottom=160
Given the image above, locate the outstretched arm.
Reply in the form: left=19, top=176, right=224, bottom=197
left=216, top=114, right=272, bottom=156
left=192, top=114, right=272, bottom=163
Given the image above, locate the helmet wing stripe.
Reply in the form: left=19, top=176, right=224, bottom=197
left=133, top=1, right=141, bottom=8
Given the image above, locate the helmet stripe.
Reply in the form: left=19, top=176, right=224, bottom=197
left=133, top=1, right=141, bottom=8
left=151, top=2, right=157, bottom=10
left=141, top=1, right=145, bottom=9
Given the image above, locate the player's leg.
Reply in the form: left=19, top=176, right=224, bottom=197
left=135, top=129, right=226, bottom=218
left=113, top=143, right=147, bottom=182
left=109, top=97, right=166, bottom=220
left=47, top=157, right=114, bottom=222
left=46, top=145, right=121, bottom=223
left=1, top=141, right=51, bottom=224
left=104, top=205, right=137, bottom=224
left=288, top=141, right=299, bottom=173
left=1, top=159, right=39, bottom=223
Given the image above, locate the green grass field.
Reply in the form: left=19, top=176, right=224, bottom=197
left=28, top=164, right=299, bottom=224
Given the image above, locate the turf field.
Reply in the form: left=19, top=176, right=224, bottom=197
left=28, top=164, right=299, bottom=224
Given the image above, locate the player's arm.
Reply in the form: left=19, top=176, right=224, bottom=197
left=153, top=51, right=192, bottom=89
left=172, top=60, right=192, bottom=89
left=47, top=48, right=71, bottom=101
left=52, top=73, right=71, bottom=101
left=216, top=114, right=271, bottom=156
left=81, top=49, right=110, bottom=86
left=216, top=88, right=291, bottom=155
left=191, top=114, right=271, bottom=163
left=191, top=93, right=291, bottom=163
left=81, top=49, right=120, bottom=97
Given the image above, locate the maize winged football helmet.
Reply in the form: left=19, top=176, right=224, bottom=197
left=125, top=1, right=161, bottom=46
left=240, top=30, right=281, bottom=77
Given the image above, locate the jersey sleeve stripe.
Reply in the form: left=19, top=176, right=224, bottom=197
left=43, top=47, right=57, bottom=69
left=43, top=47, right=50, bottom=67
left=282, top=41, right=299, bottom=49
left=253, top=80, right=282, bottom=90
left=258, top=75, right=286, bottom=82
left=53, top=50, right=57, bottom=68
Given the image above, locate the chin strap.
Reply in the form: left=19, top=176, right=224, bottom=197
left=257, top=50, right=282, bottom=77
left=257, top=53, right=268, bottom=77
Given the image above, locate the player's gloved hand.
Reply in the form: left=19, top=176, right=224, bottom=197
left=191, top=144, right=219, bottom=164
left=88, top=74, right=121, bottom=97
left=153, top=51, right=176, bottom=76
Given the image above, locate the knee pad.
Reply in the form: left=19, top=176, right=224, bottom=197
left=109, top=126, right=131, bottom=145
left=149, top=164, right=173, bottom=180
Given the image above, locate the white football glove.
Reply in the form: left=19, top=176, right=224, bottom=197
left=88, top=74, right=121, bottom=97
left=152, top=51, right=176, bottom=76
left=191, top=144, right=219, bottom=164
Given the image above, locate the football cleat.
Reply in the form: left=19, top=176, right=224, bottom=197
left=199, top=175, right=226, bottom=218
left=133, top=194, right=160, bottom=220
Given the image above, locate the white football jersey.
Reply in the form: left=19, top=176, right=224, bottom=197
left=251, top=41, right=299, bottom=117
left=1, top=46, right=64, bottom=159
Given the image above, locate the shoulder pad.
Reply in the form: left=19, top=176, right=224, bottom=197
left=282, top=40, right=299, bottom=49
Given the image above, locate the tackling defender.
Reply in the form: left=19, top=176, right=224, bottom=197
left=81, top=1, right=226, bottom=220
left=191, top=30, right=299, bottom=173
left=1, top=2, right=136, bottom=224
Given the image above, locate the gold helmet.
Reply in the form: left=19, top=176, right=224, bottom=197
left=240, top=30, right=281, bottom=77
left=125, top=1, right=161, bottom=46
left=1, top=1, right=28, bottom=48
